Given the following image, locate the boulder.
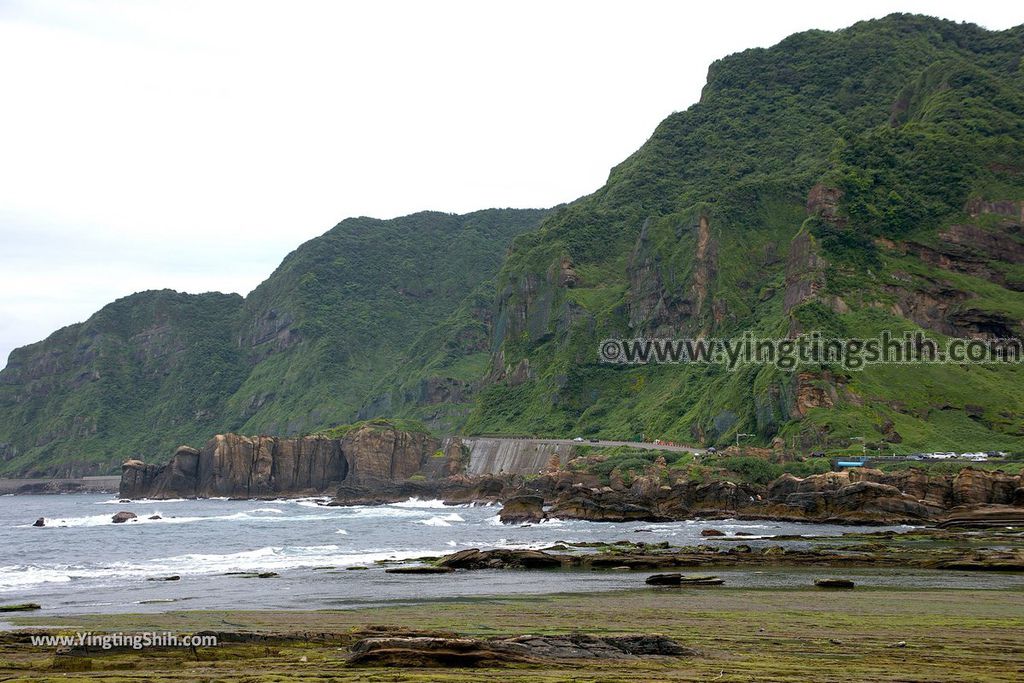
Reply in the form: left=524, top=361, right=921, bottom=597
left=498, top=495, right=547, bottom=524
left=111, top=511, right=137, bottom=524
left=549, top=487, right=669, bottom=523
left=700, top=529, right=725, bottom=537
left=646, top=573, right=723, bottom=586
left=645, top=573, right=682, bottom=585
left=437, top=548, right=564, bottom=570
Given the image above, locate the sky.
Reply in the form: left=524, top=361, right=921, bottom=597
left=0, top=1, right=1021, bottom=367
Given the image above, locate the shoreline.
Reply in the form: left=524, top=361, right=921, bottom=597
left=3, top=585, right=1023, bottom=681
left=0, top=477, right=120, bottom=496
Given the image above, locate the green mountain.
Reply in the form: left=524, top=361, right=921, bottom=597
left=460, top=14, right=1024, bottom=453
left=4, top=14, right=1024, bottom=476
left=0, top=209, right=548, bottom=475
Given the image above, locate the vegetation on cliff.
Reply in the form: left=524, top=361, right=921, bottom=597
left=464, top=14, right=1024, bottom=454
left=4, top=14, right=1024, bottom=475
left=0, top=210, right=546, bottom=475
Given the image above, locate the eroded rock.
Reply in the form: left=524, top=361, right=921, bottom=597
left=498, top=494, right=547, bottom=524
left=347, top=633, right=695, bottom=666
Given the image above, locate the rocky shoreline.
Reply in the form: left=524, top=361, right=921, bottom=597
left=115, top=428, right=1024, bottom=528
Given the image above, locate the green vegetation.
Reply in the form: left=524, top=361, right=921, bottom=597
left=4, top=588, right=1022, bottom=681
left=4, top=15, right=1024, bottom=474
left=0, top=210, right=546, bottom=475
left=315, top=418, right=433, bottom=440
left=566, top=446, right=832, bottom=486
left=568, top=445, right=690, bottom=480
left=711, top=456, right=831, bottom=485
left=466, top=14, right=1024, bottom=454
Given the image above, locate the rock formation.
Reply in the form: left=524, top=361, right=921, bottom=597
left=497, top=494, right=547, bottom=524
left=120, top=425, right=440, bottom=499
left=498, top=466, right=1024, bottom=525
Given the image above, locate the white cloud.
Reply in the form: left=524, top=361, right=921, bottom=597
left=1, top=0, right=1020, bottom=366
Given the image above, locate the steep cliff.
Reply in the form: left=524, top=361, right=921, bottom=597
left=0, top=291, right=247, bottom=477
left=465, top=14, right=1024, bottom=453
left=120, top=424, right=441, bottom=499
left=7, top=15, right=1024, bottom=477
left=1, top=209, right=547, bottom=476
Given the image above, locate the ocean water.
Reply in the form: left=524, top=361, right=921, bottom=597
left=0, top=494, right=1017, bottom=617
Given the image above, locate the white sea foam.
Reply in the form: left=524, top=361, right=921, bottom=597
left=294, top=499, right=330, bottom=508
left=388, top=498, right=469, bottom=509
left=95, top=498, right=189, bottom=505
left=345, top=507, right=424, bottom=519
left=0, top=545, right=445, bottom=592
left=417, top=513, right=464, bottom=527
left=20, top=508, right=347, bottom=528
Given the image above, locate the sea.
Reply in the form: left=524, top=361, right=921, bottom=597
left=1, top=494, right=1019, bottom=618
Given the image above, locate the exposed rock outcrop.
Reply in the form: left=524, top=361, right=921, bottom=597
left=498, top=494, right=547, bottom=524
left=120, top=425, right=439, bottom=499
left=437, top=548, right=567, bottom=570
left=348, top=633, right=693, bottom=666
left=500, top=465, right=1022, bottom=525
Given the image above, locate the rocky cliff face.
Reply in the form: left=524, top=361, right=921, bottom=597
left=120, top=425, right=441, bottom=499
left=463, top=15, right=1024, bottom=453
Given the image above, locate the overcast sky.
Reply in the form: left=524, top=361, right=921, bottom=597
left=1, top=1, right=1020, bottom=367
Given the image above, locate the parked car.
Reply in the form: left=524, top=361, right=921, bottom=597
left=706, top=446, right=718, bottom=454
left=572, top=437, right=584, bottom=442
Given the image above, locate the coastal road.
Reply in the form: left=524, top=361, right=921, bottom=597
left=467, top=437, right=704, bottom=454
left=460, top=437, right=705, bottom=475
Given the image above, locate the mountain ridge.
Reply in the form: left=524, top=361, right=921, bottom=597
left=4, top=14, right=1024, bottom=476
left=0, top=208, right=548, bottom=475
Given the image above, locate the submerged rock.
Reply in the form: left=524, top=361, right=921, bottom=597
left=384, top=566, right=454, bottom=574
left=0, top=603, right=41, bottom=612
left=32, top=517, right=45, bottom=527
